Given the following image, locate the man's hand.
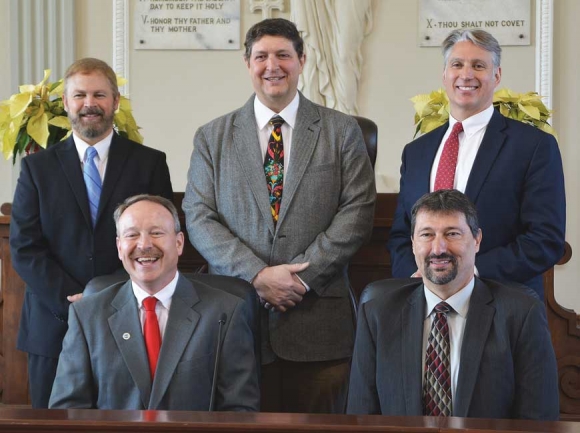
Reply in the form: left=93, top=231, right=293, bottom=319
left=253, top=263, right=309, bottom=312
left=67, top=293, right=83, bottom=303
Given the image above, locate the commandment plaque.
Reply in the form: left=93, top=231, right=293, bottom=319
left=419, top=0, right=531, bottom=47
left=135, top=0, right=240, bottom=50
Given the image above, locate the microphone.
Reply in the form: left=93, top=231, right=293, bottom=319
left=209, top=312, right=227, bottom=411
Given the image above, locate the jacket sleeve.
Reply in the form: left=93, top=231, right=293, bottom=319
left=215, top=299, right=260, bottom=411
left=512, top=300, right=559, bottom=420
left=182, top=126, right=269, bottom=282
left=347, top=301, right=381, bottom=414
left=288, top=120, right=376, bottom=295
left=9, top=157, right=83, bottom=319
left=148, top=151, right=173, bottom=200
left=48, top=303, right=95, bottom=408
left=475, top=133, right=566, bottom=286
left=387, top=145, right=419, bottom=278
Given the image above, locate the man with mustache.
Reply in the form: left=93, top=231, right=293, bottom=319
left=10, top=58, right=173, bottom=407
left=49, top=195, right=259, bottom=410
left=347, top=189, right=559, bottom=419
left=387, top=29, right=565, bottom=300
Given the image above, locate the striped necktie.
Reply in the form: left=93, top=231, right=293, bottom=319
left=83, top=146, right=102, bottom=227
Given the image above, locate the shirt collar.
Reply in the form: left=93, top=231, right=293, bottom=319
left=74, top=130, right=114, bottom=162
left=424, top=277, right=475, bottom=319
left=254, top=92, right=300, bottom=131
left=132, top=271, right=179, bottom=310
left=449, top=104, right=494, bottom=138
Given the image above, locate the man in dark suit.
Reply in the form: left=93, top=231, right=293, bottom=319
left=348, top=189, right=559, bottom=420
left=9, top=58, right=173, bottom=408
left=387, top=29, right=565, bottom=299
left=49, top=195, right=259, bottom=410
left=182, top=18, right=376, bottom=413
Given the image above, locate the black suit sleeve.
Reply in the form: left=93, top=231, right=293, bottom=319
left=147, top=151, right=173, bottom=200
left=10, top=158, right=83, bottom=318
left=512, top=301, right=559, bottom=420
left=347, top=301, right=381, bottom=414
left=387, top=145, right=419, bottom=278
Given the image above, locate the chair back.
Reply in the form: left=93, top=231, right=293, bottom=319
left=359, top=277, right=540, bottom=306
left=353, top=115, right=378, bottom=169
left=359, top=278, right=421, bottom=305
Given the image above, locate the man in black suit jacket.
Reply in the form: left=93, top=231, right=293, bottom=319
left=348, top=190, right=559, bottom=420
left=9, top=58, right=173, bottom=408
left=387, top=29, right=565, bottom=298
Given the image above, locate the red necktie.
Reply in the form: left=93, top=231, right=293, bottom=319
left=143, top=296, right=161, bottom=379
left=264, top=115, right=285, bottom=225
left=434, top=122, right=463, bottom=191
left=423, top=302, right=453, bottom=416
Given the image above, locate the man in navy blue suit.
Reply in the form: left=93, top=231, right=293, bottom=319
left=387, top=29, right=565, bottom=298
left=10, top=58, right=173, bottom=408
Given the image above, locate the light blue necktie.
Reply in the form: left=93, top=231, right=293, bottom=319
left=83, top=146, right=102, bottom=227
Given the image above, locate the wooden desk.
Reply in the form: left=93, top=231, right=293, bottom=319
left=0, top=409, right=578, bottom=433
left=0, top=194, right=578, bottom=417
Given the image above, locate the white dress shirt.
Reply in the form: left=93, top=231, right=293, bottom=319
left=132, top=271, right=179, bottom=339
left=430, top=105, right=494, bottom=193
left=422, top=278, right=475, bottom=400
left=74, top=130, right=114, bottom=182
left=254, top=92, right=300, bottom=182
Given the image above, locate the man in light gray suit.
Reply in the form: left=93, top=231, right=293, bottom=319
left=183, top=18, right=376, bottom=413
left=347, top=190, right=559, bottom=420
left=49, top=195, right=259, bottom=410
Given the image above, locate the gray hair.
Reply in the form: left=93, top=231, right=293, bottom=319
left=442, top=29, right=501, bottom=70
left=114, top=194, right=181, bottom=234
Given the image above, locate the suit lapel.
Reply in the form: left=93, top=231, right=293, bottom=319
left=109, top=281, right=152, bottom=408
left=149, top=275, right=201, bottom=409
left=453, top=278, right=495, bottom=417
left=464, top=110, right=507, bottom=203
left=277, top=93, right=320, bottom=228
left=99, top=134, right=131, bottom=222
left=402, top=286, right=426, bottom=415
left=55, top=137, right=92, bottom=228
left=233, top=96, right=276, bottom=235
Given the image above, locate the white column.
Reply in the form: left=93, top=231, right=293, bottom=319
left=9, top=0, right=75, bottom=88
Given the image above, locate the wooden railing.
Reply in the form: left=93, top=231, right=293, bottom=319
left=1, top=409, right=580, bottom=432
left=0, top=193, right=577, bottom=419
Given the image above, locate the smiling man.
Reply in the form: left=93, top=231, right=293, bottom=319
left=49, top=195, right=259, bottom=410
left=348, top=189, right=559, bottom=420
left=182, top=18, right=376, bottom=413
left=9, top=58, right=173, bottom=407
left=387, top=29, right=565, bottom=300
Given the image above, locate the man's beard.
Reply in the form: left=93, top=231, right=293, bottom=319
left=424, top=253, right=458, bottom=285
left=69, top=107, right=114, bottom=140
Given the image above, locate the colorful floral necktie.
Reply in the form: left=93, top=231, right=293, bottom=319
left=264, top=115, right=285, bottom=225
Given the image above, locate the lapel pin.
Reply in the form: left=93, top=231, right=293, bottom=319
left=122, top=332, right=131, bottom=340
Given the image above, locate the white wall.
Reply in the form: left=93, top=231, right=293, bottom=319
left=1, top=0, right=578, bottom=311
